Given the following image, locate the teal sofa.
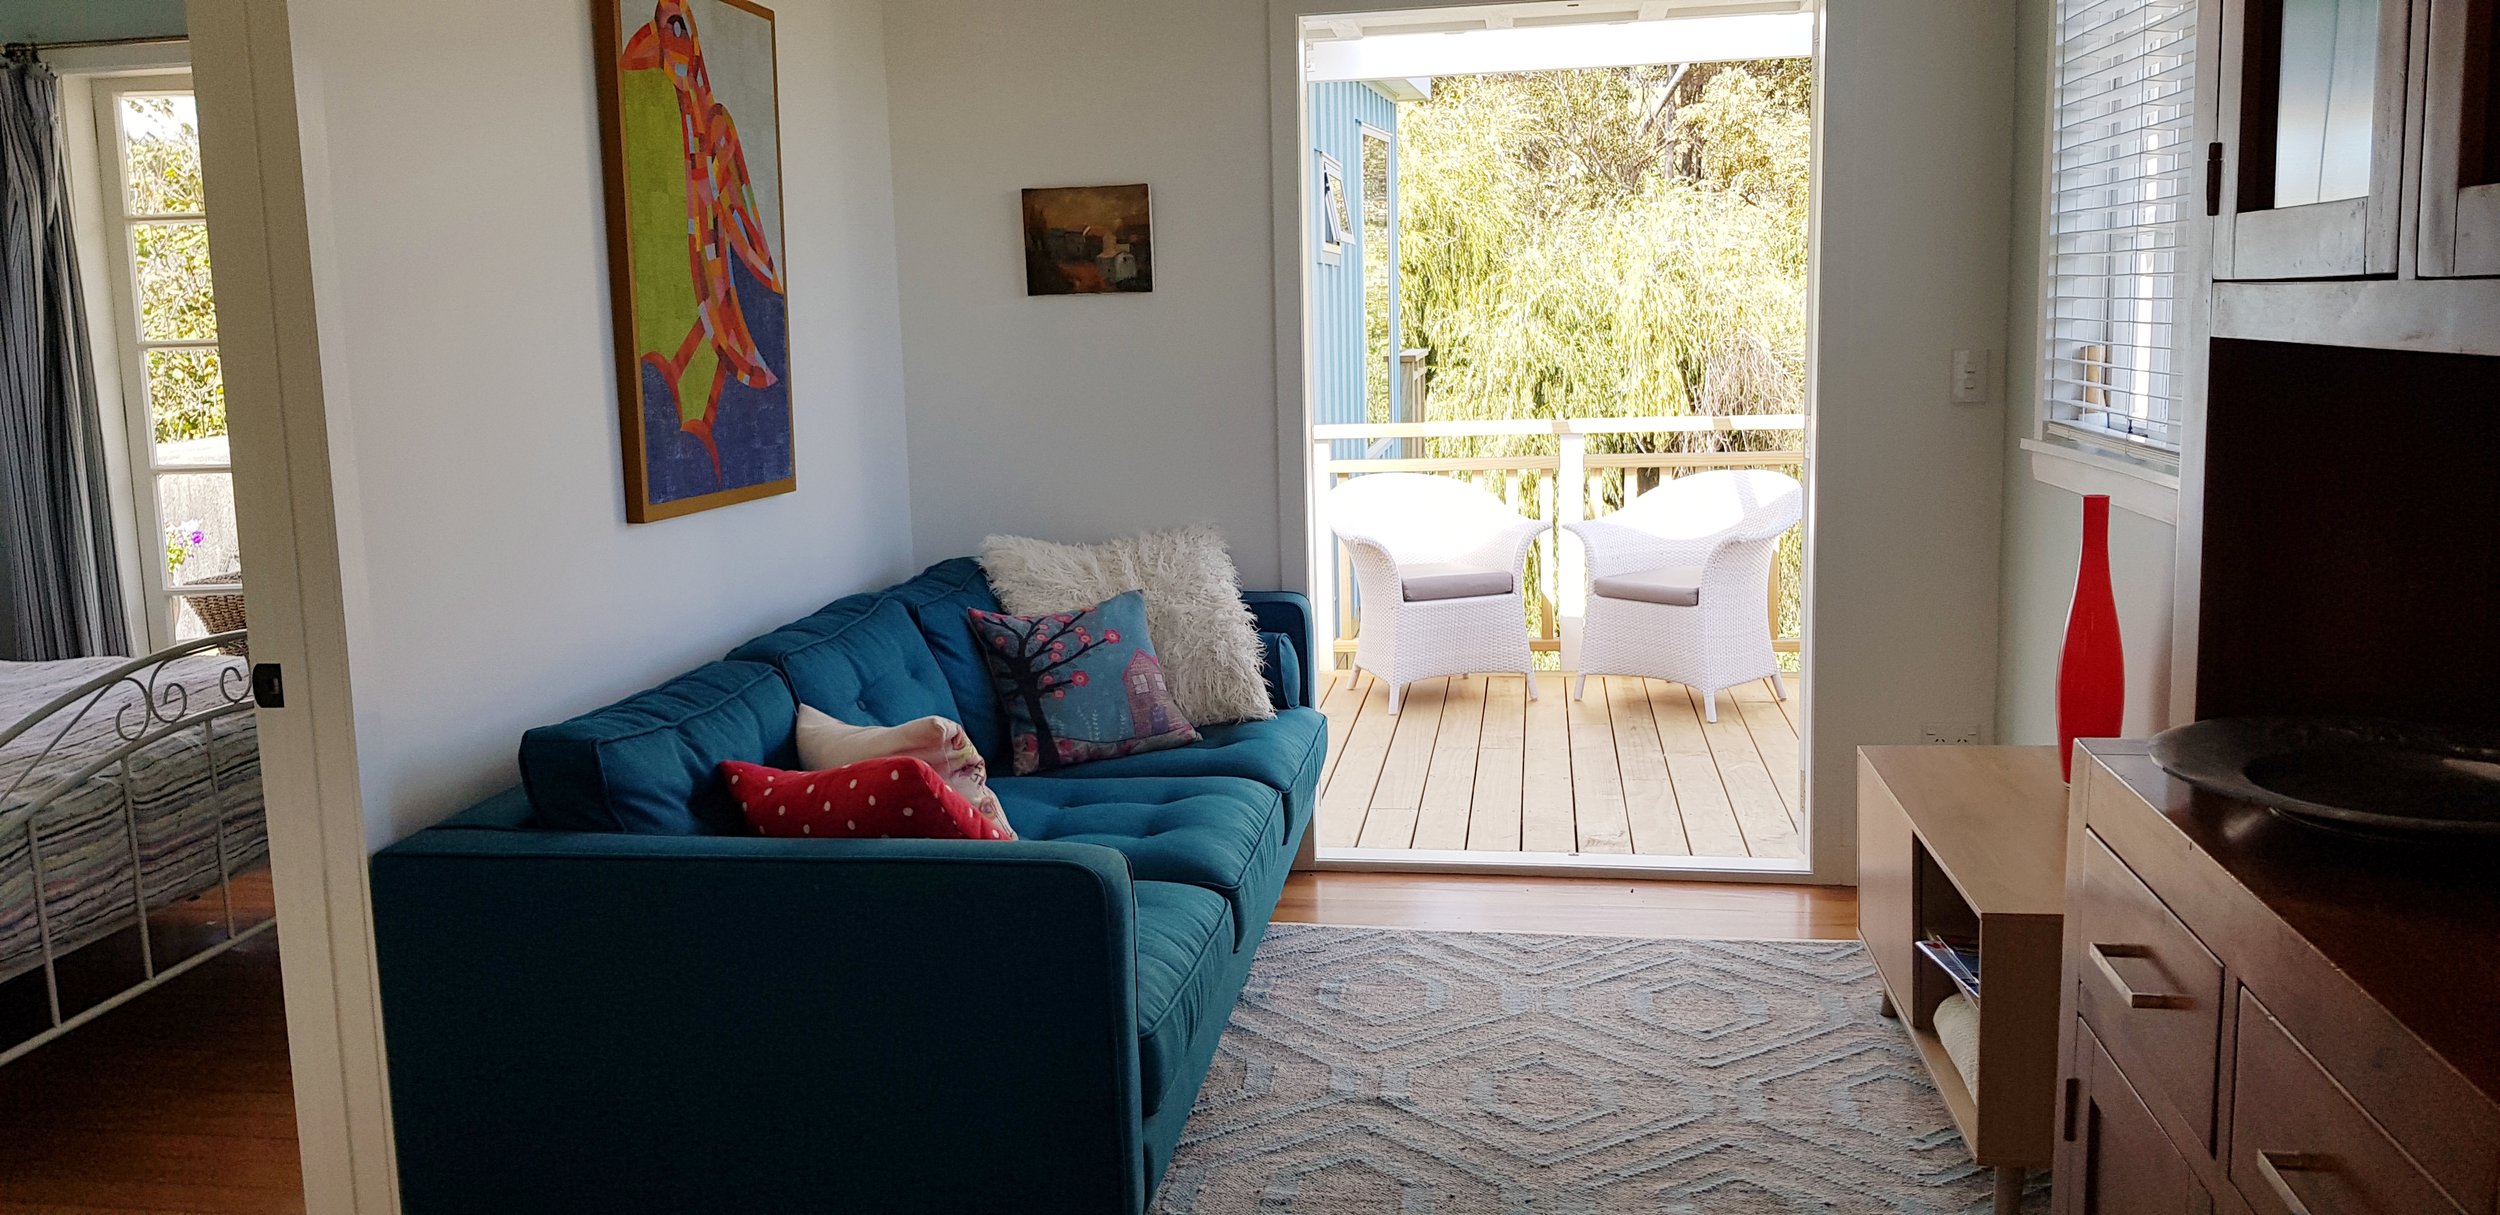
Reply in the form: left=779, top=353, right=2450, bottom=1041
left=369, top=558, right=1323, bottom=1213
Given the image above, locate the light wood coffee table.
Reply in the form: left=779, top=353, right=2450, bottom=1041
left=1858, top=745, right=2067, bottom=1215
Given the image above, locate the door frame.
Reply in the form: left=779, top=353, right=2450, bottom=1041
left=189, top=1, right=400, bottom=1210
left=1264, top=0, right=1831, bottom=884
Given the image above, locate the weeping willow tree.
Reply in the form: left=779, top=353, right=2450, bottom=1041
left=1399, top=61, right=1809, bottom=433
left=1391, top=61, right=1814, bottom=649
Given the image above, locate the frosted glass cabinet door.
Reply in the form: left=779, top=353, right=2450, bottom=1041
left=2269, top=0, right=2380, bottom=207
left=2214, top=0, right=2411, bottom=278
left=2420, top=0, right=2500, bottom=276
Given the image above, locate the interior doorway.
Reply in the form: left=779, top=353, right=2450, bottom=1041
left=0, top=30, right=319, bottom=1213
left=1288, top=0, right=1817, bottom=877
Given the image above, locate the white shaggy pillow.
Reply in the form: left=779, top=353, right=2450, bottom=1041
left=980, top=527, right=1276, bottom=726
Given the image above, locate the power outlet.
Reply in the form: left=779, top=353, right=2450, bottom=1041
left=1921, top=721, right=1984, bottom=745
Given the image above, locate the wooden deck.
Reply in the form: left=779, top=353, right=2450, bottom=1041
left=1313, top=669, right=1803, bottom=861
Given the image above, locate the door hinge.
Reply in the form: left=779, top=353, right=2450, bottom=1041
left=250, top=663, right=285, bottom=710
left=2062, top=1076, right=2081, bottom=1141
left=2205, top=143, right=2224, bottom=216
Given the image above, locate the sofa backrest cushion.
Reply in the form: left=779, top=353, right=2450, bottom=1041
left=878, top=558, right=1011, bottom=765
left=519, top=660, right=798, bottom=835
left=727, top=594, right=959, bottom=730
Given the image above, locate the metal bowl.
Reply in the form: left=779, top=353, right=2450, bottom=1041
left=2150, top=717, right=2500, bottom=838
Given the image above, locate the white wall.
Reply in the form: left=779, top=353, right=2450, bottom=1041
left=1797, top=0, right=2018, bottom=878
left=286, top=0, right=914, bottom=848
left=1994, top=0, right=2181, bottom=744
left=881, top=0, right=1286, bottom=586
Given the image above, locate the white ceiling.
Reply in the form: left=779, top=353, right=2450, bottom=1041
left=1304, top=0, right=1811, bottom=42
left=1304, top=4, right=1813, bottom=82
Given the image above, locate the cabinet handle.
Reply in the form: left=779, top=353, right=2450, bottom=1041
left=2254, top=1151, right=2335, bottom=1215
left=2088, top=943, right=2193, bottom=1010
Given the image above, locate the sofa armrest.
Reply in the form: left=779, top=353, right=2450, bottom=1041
left=1241, top=591, right=1316, bottom=709
left=372, top=828, right=1148, bottom=1214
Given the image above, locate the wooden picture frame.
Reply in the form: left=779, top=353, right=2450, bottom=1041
left=593, top=0, right=795, bottom=523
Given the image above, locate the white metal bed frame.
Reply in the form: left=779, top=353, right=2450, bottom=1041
left=0, top=629, right=271, bottom=1066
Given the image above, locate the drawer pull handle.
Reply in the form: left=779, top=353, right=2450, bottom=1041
left=2255, top=1151, right=2335, bottom=1215
left=2088, top=943, right=2193, bottom=1010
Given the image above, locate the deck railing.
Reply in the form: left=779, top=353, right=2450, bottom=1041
left=1310, top=414, right=1806, bottom=668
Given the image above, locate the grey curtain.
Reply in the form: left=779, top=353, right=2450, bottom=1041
left=0, top=56, right=130, bottom=660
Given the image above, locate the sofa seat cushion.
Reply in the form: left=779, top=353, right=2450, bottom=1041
left=881, top=558, right=1011, bottom=766
left=1591, top=565, right=1703, bottom=607
left=994, top=775, right=1283, bottom=945
left=520, top=660, right=798, bottom=835
left=727, top=596, right=959, bottom=730
left=1400, top=562, right=1516, bottom=602
left=1021, top=709, right=1327, bottom=845
left=1132, top=880, right=1236, bottom=1119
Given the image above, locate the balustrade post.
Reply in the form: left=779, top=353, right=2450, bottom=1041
left=1310, top=440, right=1340, bottom=670
left=1558, top=430, right=1587, bottom=674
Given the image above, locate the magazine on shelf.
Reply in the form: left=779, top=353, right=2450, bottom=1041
left=1915, top=933, right=1982, bottom=1000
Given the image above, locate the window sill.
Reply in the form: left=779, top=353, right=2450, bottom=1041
left=2021, top=438, right=2179, bottom=526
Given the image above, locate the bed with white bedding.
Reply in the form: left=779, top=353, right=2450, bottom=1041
left=0, top=633, right=267, bottom=1057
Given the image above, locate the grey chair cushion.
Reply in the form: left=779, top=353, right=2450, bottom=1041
left=1399, top=563, right=1516, bottom=602
left=1591, top=566, right=1702, bottom=607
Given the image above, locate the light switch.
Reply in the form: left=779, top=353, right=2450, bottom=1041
left=1951, top=349, right=1990, bottom=404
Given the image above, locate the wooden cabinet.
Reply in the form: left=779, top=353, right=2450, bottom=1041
left=2214, top=0, right=2413, bottom=277
left=2421, top=0, right=2500, bottom=275
left=2052, top=742, right=2500, bottom=1215
left=2068, top=834, right=2224, bottom=1148
left=2228, top=994, right=2464, bottom=1215
left=2057, top=1025, right=2211, bottom=1215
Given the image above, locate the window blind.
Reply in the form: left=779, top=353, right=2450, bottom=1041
left=2046, top=0, right=2197, bottom=457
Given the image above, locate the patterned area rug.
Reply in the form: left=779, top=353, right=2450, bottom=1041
left=1154, top=925, right=2052, bottom=1214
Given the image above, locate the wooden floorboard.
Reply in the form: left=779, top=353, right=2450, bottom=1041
left=0, top=871, right=302, bottom=1215
left=1313, top=663, right=1365, bottom=793
left=1317, top=669, right=1802, bottom=860
left=1356, top=677, right=1447, bottom=849
left=1520, top=681, right=1576, bottom=854
left=1466, top=677, right=1526, bottom=851
left=1731, top=677, right=1803, bottom=829
left=1647, top=677, right=1753, bottom=859
left=1605, top=675, right=1689, bottom=856
left=1687, top=682, right=1801, bottom=860
left=1411, top=675, right=1486, bottom=851
left=1316, top=673, right=1397, bottom=848
left=1563, top=679, right=1632, bottom=854
left=1276, top=871, right=1857, bottom=939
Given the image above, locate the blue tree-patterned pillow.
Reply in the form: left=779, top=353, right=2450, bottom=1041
left=967, top=590, right=1200, bottom=775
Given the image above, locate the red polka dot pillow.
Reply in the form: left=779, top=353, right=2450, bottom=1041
left=719, top=757, right=1012, bottom=841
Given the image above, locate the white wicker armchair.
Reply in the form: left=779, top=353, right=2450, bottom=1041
left=1563, top=469, right=1802, bottom=722
left=1328, top=473, right=1543, bottom=713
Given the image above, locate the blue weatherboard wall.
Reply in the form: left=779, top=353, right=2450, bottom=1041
left=1308, top=81, right=1399, bottom=462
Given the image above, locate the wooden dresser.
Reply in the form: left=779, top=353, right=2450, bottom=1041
left=2055, top=740, right=2500, bottom=1215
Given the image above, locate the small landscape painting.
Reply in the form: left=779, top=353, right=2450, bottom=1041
left=595, top=0, right=795, bottom=522
left=1022, top=184, right=1154, bottom=295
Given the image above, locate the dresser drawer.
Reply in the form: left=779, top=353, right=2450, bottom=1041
left=2230, top=993, right=2464, bottom=1215
left=2072, top=831, right=2224, bottom=1148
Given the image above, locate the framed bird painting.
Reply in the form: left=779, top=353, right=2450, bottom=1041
left=594, top=0, right=794, bottom=522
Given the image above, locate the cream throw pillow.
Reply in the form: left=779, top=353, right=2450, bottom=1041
left=979, top=526, right=1275, bottom=726
left=793, top=705, right=1015, bottom=840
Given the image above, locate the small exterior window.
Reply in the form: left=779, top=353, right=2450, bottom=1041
left=91, top=75, right=241, bottom=648
left=2042, top=0, right=2197, bottom=465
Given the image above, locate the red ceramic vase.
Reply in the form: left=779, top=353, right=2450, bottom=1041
left=2057, top=494, right=2125, bottom=780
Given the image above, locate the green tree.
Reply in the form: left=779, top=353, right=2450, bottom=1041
left=1390, top=61, right=1813, bottom=647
